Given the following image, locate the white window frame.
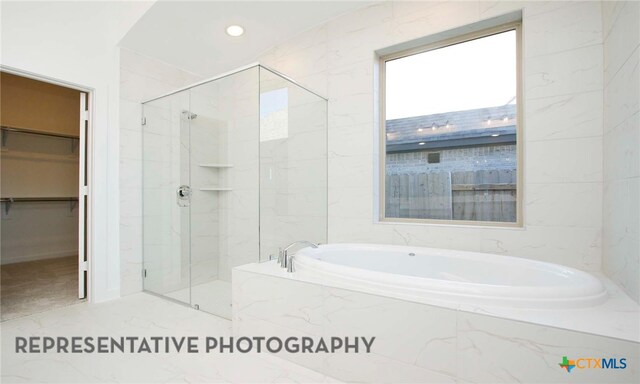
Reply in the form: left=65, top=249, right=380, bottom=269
left=378, top=22, right=523, bottom=227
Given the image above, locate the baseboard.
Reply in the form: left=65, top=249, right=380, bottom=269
left=0, top=250, right=77, bottom=265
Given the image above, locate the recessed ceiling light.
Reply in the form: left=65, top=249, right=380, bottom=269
left=418, top=142, right=426, bottom=145
left=491, top=134, right=500, bottom=137
left=226, top=25, right=244, bottom=37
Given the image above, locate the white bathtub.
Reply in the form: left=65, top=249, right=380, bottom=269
left=294, top=243, right=607, bottom=309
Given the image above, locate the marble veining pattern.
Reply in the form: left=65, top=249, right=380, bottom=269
left=602, top=0, right=640, bottom=303
left=233, top=264, right=640, bottom=383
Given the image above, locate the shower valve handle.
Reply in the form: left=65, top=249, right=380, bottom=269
left=176, top=185, right=192, bottom=207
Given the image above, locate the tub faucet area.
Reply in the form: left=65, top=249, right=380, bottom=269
left=279, top=241, right=319, bottom=272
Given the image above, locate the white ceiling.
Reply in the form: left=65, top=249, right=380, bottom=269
left=120, top=0, right=371, bottom=77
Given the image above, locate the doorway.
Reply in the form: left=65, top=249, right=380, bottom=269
left=0, top=71, right=90, bottom=321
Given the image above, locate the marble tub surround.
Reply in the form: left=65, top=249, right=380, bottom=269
left=0, top=292, right=340, bottom=383
left=233, top=265, right=459, bottom=383
left=235, top=261, right=639, bottom=343
left=455, top=311, right=638, bottom=384
left=233, top=262, right=639, bottom=383
left=455, top=273, right=640, bottom=343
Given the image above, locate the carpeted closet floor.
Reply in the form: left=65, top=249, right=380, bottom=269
left=0, top=256, right=83, bottom=321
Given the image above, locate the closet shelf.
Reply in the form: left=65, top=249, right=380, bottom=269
left=198, top=163, right=233, bottom=168
left=199, top=187, right=232, bottom=191
left=0, top=197, right=79, bottom=215
left=1, top=197, right=79, bottom=202
left=2, top=126, right=80, bottom=153
left=1, top=126, right=79, bottom=140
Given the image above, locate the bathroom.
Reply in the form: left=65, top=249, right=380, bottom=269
left=0, top=1, right=638, bottom=383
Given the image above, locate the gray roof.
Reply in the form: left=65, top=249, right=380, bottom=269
left=386, top=104, right=517, bottom=145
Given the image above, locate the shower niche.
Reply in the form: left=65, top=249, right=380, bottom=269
left=141, top=64, right=327, bottom=318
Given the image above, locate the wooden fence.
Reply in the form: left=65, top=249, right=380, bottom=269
left=385, top=169, right=516, bottom=222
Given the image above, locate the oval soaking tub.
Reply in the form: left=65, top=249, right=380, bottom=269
left=294, top=243, right=607, bottom=309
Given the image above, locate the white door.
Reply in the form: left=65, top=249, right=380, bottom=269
left=78, top=93, right=89, bottom=299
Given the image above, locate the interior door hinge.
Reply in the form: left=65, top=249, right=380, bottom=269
left=81, top=110, right=89, bottom=121
left=141, top=117, right=147, bottom=125
left=80, top=261, right=88, bottom=271
left=142, top=269, right=147, bottom=278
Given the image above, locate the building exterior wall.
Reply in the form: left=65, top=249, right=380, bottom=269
left=386, top=145, right=516, bottom=175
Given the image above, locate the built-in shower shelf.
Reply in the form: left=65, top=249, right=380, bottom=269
left=200, top=187, right=232, bottom=191
left=198, top=163, right=233, bottom=168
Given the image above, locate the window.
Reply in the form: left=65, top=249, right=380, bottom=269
left=427, top=152, right=440, bottom=164
left=260, top=88, right=288, bottom=142
left=380, top=23, right=521, bottom=225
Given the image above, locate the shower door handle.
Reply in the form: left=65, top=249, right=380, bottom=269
left=177, top=185, right=191, bottom=207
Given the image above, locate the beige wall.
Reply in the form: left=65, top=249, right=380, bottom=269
left=0, top=72, right=80, bottom=137
left=1, top=74, right=80, bottom=264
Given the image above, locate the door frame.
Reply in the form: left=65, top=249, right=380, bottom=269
left=1, top=64, right=94, bottom=302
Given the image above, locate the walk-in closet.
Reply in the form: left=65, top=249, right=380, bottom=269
left=0, top=71, right=88, bottom=321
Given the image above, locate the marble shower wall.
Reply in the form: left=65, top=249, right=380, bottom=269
left=259, top=67, right=328, bottom=262
left=255, top=1, right=605, bottom=271
left=602, top=1, right=640, bottom=303
left=204, top=67, right=261, bottom=283
left=187, top=88, right=223, bottom=287
left=119, top=48, right=204, bottom=295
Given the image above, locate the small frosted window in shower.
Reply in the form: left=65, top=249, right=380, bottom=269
left=260, top=88, right=288, bottom=142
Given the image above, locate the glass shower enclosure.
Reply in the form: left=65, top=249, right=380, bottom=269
left=141, top=64, right=327, bottom=319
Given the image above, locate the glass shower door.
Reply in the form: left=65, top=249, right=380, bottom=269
left=142, top=90, right=192, bottom=305
left=141, top=67, right=259, bottom=317
left=140, top=65, right=324, bottom=318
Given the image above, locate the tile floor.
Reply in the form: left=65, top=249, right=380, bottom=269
left=165, top=280, right=232, bottom=319
left=1, top=256, right=84, bottom=321
left=0, top=292, right=339, bottom=383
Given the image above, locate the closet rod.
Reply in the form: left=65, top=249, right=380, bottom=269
left=0, top=197, right=79, bottom=215
left=1, top=125, right=80, bottom=141
left=0, top=197, right=78, bottom=202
